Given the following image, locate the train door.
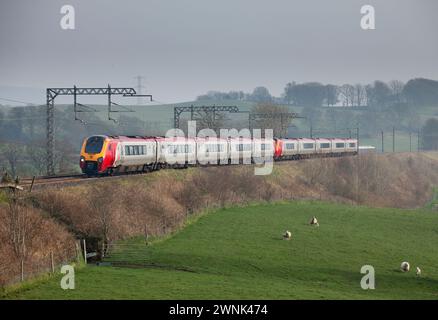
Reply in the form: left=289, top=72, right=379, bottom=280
left=115, top=142, right=122, bottom=166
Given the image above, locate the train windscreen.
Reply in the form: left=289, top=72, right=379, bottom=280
left=85, top=136, right=105, bottom=154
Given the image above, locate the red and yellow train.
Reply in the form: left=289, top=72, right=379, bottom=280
left=80, top=135, right=358, bottom=175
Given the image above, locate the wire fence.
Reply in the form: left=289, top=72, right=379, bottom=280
left=0, top=240, right=82, bottom=288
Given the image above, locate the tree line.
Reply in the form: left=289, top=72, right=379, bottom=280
left=197, top=78, right=438, bottom=108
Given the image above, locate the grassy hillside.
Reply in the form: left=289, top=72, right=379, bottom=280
left=5, top=201, right=438, bottom=300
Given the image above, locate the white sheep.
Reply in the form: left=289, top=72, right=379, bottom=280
left=400, top=261, right=410, bottom=272
left=283, top=230, right=292, bottom=240
left=310, top=216, right=319, bottom=227
left=416, top=267, right=421, bottom=276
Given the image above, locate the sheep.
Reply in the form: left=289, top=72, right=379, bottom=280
left=283, top=230, right=292, bottom=240
left=309, top=216, right=319, bottom=227
left=416, top=267, right=421, bottom=276
left=400, top=261, right=410, bottom=272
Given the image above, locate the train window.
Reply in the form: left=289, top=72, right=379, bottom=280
left=125, top=146, right=130, bottom=156
left=85, top=136, right=105, bottom=154
left=285, top=143, right=295, bottom=150
left=336, top=143, right=345, bottom=148
left=237, top=144, right=251, bottom=151
left=303, top=143, right=314, bottom=149
left=168, top=144, right=193, bottom=154
left=205, top=144, right=216, bottom=152
left=320, top=143, right=330, bottom=149
left=349, top=143, right=356, bottom=148
left=185, top=145, right=193, bottom=153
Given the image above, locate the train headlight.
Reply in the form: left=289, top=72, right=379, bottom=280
left=98, top=157, right=103, bottom=164
left=80, top=156, right=85, bottom=162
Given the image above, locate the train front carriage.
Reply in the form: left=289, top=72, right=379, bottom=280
left=118, top=138, right=157, bottom=173
left=80, top=135, right=114, bottom=175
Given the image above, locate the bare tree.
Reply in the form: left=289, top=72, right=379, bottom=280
left=193, top=110, right=227, bottom=132
left=339, top=84, right=355, bottom=107
left=251, top=103, right=291, bottom=137
left=354, top=84, right=367, bottom=107
left=87, top=185, right=118, bottom=255
left=4, top=144, right=20, bottom=178
left=389, top=80, right=405, bottom=104
left=2, top=192, right=43, bottom=268
left=26, top=141, right=47, bottom=175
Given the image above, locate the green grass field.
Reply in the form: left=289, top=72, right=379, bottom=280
left=4, top=201, right=438, bottom=300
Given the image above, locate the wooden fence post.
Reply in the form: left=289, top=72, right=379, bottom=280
left=75, top=241, right=79, bottom=263
left=21, top=234, right=25, bottom=281
left=50, top=251, right=55, bottom=273
left=83, top=239, right=87, bottom=264
left=21, top=259, right=24, bottom=282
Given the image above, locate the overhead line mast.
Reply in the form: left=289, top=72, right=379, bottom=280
left=45, top=85, right=152, bottom=176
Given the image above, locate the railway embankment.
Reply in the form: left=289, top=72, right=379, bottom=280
left=1, top=152, right=438, bottom=287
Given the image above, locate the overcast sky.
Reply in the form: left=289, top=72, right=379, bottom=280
left=0, top=0, right=437, bottom=103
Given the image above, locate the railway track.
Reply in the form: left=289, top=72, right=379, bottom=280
left=17, top=171, right=154, bottom=191
left=12, top=152, right=362, bottom=191
left=18, top=173, right=90, bottom=191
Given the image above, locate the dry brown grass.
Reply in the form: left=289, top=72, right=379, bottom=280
left=30, top=152, right=438, bottom=242
left=0, top=203, right=76, bottom=287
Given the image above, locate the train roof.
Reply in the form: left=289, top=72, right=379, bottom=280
left=90, top=135, right=357, bottom=143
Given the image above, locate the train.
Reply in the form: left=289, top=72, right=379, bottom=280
left=80, top=135, right=358, bottom=176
